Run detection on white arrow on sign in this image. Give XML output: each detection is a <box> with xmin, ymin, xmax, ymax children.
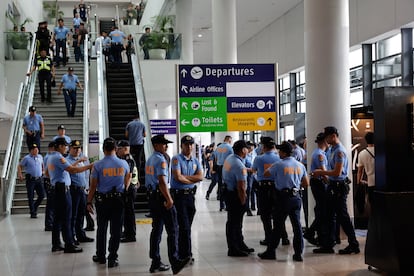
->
<box><xmin>181</xmin><ymin>69</ymin><xmax>188</xmax><ymax>78</ymax></box>
<box><xmin>266</xmin><ymin>100</ymin><xmax>273</xmax><ymax>109</ymax></box>
<box><xmin>182</xmin><ymin>102</ymin><xmax>188</xmax><ymax>110</ymax></box>
<box><xmin>181</xmin><ymin>119</ymin><xmax>189</xmax><ymax>126</ymax></box>
<box><xmin>181</xmin><ymin>85</ymin><xmax>188</xmax><ymax>93</ymax></box>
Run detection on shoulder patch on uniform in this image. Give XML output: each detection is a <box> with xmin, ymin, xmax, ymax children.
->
<box><xmin>161</xmin><ymin>162</ymin><xmax>167</xmax><ymax>169</ymax></box>
<box><xmin>242</xmin><ymin>168</ymin><xmax>247</xmax><ymax>176</ymax></box>
<box><xmin>173</xmin><ymin>159</ymin><xmax>179</xmax><ymax>166</ymax></box>
<box><xmin>318</xmin><ymin>154</ymin><xmax>324</xmax><ymax>162</ymax></box>
<box><xmin>60</xmin><ymin>157</ymin><xmax>66</xmax><ymax>164</ymax></box>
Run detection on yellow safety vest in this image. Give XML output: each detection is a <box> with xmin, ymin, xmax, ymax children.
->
<box><xmin>36</xmin><ymin>56</ymin><xmax>52</xmax><ymax>71</ymax></box>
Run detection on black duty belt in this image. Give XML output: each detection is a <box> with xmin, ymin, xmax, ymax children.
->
<box><xmin>26</xmin><ymin>174</ymin><xmax>42</xmax><ymax>181</ymax></box>
<box><xmin>170</xmin><ymin>187</ymin><xmax>197</xmax><ymax>195</ymax></box>
<box><xmin>70</xmin><ymin>185</ymin><xmax>85</xmax><ymax>191</ymax></box>
<box><xmin>258</xmin><ymin>180</ymin><xmax>274</xmax><ymax>187</ymax></box>
<box><xmin>95</xmin><ymin>191</ymin><xmax>123</xmax><ymax>201</ymax></box>
<box><xmin>276</xmin><ymin>187</ymin><xmax>300</xmax><ymax>197</ymax></box>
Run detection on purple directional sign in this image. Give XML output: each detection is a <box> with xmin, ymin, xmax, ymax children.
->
<box><xmin>178</xmin><ymin>64</ymin><xmax>275</xmax><ymax>98</ymax></box>
<box><xmin>227</xmin><ymin>97</ymin><xmax>276</xmax><ymax>113</ymax></box>
<box><xmin>150</xmin><ymin>119</ymin><xmax>177</xmax><ymax>134</ymax></box>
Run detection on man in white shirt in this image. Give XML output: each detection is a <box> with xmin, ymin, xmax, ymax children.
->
<box><xmin>357</xmin><ymin>132</ymin><xmax>375</xmax><ymax>205</ymax></box>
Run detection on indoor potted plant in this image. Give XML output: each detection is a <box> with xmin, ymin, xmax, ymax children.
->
<box><xmin>146</xmin><ymin>15</ymin><xmax>174</xmax><ymax>59</ymax></box>
<box><xmin>5</xmin><ymin>12</ymin><xmax>32</xmax><ymax>60</ymax></box>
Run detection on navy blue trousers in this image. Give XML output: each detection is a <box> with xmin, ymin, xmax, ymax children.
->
<box><xmin>174</xmin><ymin>193</ymin><xmax>196</xmax><ymax>259</ymax></box>
<box><xmin>52</xmin><ymin>183</ymin><xmax>74</xmax><ymax>247</ymax></box>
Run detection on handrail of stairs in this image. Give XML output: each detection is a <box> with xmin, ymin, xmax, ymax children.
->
<box><xmin>96</xmin><ymin>40</ymin><xmax>109</xmax><ymax>159</ymax></box>
<box><xmin>83</xmin><ymin>35</ymin><xmax>90</xmax><ymax>157</ymax></box>
<box><xmin>1</xmin><ymin>34</ymin><xmax>38</xmax><ymax>214</ymax></box>
<box><xmin>131</xmin><ymin>35</ymin><xmax>154</xmax><ymax>159</ymax></box>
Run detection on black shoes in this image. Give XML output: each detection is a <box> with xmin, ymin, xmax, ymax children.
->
<box><xmin>293</xmin><ymin>254</ymin><xmax>303</xmax><ymax>262</ymax></box>
<box><xmin>149</xmin><ymin>262</ymin><xmax>170</xmax><ymax>273</ymax></box>
<box><xmin>78</xmin><ymin>236</ymin><xmax>94</xmax><ymax>243</ymax></box>
<box><xmin>313</xmin><ymin>247</ymin><xmax>335</xmax><ymax>254</ymax></box>
<box><xmin>258</xmin><ymin>250</ymin><xmax>276</xmax><ymax>260</ymax></box>
<box><xmin>303</xmin><ymin>232</ymin><xmax>319</xmax><ymax>246</ymax></box>
<box><xmin>64</xmin><ymin>245</ymin><xmax>83</xmax><ymax>253</ymax></box>
<box><xmin>30</xmin><ymin>214</ymin><xmax>37</xmax><ymax>219</ymax></box>
<box><xmin>51</xmin><ymin>245</ymin><xmax>64</xmax><ymax>252</ymax></box>
<box><xmin>338</xmin><ymin>245</ymin><xmax>360</xmax><ymax>255</ymax></box>
<box><xmin>120</xmin><ymin>237</ymin><xmax>136</xmax><ymax>243</ymax></box>
<box><xmin>44</xmin><ymin>226</ymin><xmax>53</xmax><ymax>231</ymax></box>
<box><xmin>282</xmin><ymin>238</ymin><xmax>290</xmax><ymax>245</ymax></box>
<box><xmin>205</xmin><ymin>194</ymin><xmax>210</xmax><ymax>200</ymax></box>
<box><xmin>260</xmin><ymin>239</ymin><xmax>268</xmax><ymax>246</ymax></box>
<box><xmin>108</xmin><ymin>259</ymin><xmax>119</xmax><ymax>268</ymax></box>
<box><xmin>92</xmin><ymin>255</ymin><xmax>106</xmax><ymax>264</ymax></box>
<box><xmin>172</xmin><ymin>257</ymin><xmax>190</xmax><ymax>275</ymax></box>
<box><xmin>240</xmin><ymin>244</ymin><xmax>255</xmax><ymax>253</ymax></box>
<box><xmin>227</xmin><ymin>249</ymin><xmax>249</xmax><ymax>257</ymax></box>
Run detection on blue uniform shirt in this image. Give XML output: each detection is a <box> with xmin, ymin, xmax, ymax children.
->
<box><xmin>61</xmin><ymin>74</ymin><xmax>79</xmax><ymax>90</ymax></box>
<box><xmin>20</xmin><ymin>154</ymin><xmax>43</xmax><ymax>177</ymax></box>
<box><xmin>268</xmin><ymin>157</ymin><xmax>306</xmax><ymax>190</ymax></box>
<box><xmin>53</xmin><ymin>135</ymin><xmax>71</xmax><ymax>144</ymax></box>
<box><xmin>327</xmin><ymin>143</ymin><xmax>348</xmax><ymax>181</ymax></box>
<box><xmin>170</xmin><ymin>153</ymin><xmax>202</xmax><ymax>190</ymax></box>
<box><xmin>223</xmin><ymin>154</ymin><xmax>247</xmax><ymax>191</ymax></box>
<box><xmin>310</xmin><ymin>148</ymin><xmax>327</xmax><ymax>172</ymax></box>
<box><xmin>73</xmin><ymin>17</ymin><xmax>81</xmax><ymax>27</ymax></box>
<box><xmin>216</xmin><ymin>142</ymin><xmax>233</xmax><ymax>166</ymax></box>
<box><xmin>54</xmin><ymin>26</ymin><xmax>70</xmax><ymax>40</ymax></box>
<box><xmin>67</xmin><ymin>154</ymin><xmax>89</xmax><ymax>187</ymax></box>
<box><xmin>23</xmin><ymin>114</ymin><xmax>43</xmax><ymax>131</ymax></box>
<box><xmin>47</xmin><ymin>152</ymin><xmax>71</xmax><ymax>186</ymax></box>
<box><xmin>252</xmin><ymin>151</ymin><xmax>280</xmax><ymax>181</ymax></box>
<box><xmin>126</xmin><ymin>119</ymin><xmax>146</xmax><ymax>145</ymax></box>
<box><xmin>145</xmin><ymin>151</ymin><xmax>169</xmax><ymax>190</ymax></box>
<box><xmin>91</xmin><ymin>155</ymin><xmax>129</xmax><ymax>193</ymax></box>
<box><xmin>109</xmin><ymin>29</ymin><xmax>126</xmax><ymax>43</ymax></box>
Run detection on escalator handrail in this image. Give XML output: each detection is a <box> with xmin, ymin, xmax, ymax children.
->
<box><xmin>83</xmin><ymin>35</ymin><xmax>90</xmax><ymax>157</ymax></box>
<box><xmin>96</xmin><ymin>39</ymin><xmax>109</xmax><ymax>159</ymax></box>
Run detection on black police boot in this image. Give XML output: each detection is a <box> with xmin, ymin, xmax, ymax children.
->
<box><xmin>171</xmin><ymin>257</ymin><xmax>190</xmax><ymax>275</ymax></box>
<box><xmin>149</xmin><ymin>261</ymin><xmax>170</xmax><ymax>273</ymax></box>
<box><xmin>293</xmin><ymin>254</ymin><xmax>303</xmax><ymax>262</ymax></box>
<box><xmin>92</xmin><ymin>255</ymin><xmax>106</xmax><ymax>264</ymax></box>
<box><xmin>108</xmin><ymin>259</ymin><xmax>119</xmax><ymax>268</ymax></box>
<box><xmin>258</xmin><ymin>250</ymin><xmax>276</xmax><ymax>260</ymax></box>
<box><xmin>64</xmin><ymin>244</ymin><xmax>83</xmax><ymax>253</ymax></box>
<box><xmin>338</xmin><ymin>245</ymin><xmax>360</xmax><ymax>255</ymax></box>
<box><xmin>313</xmin><ymin>247</ymin><xmax>335</xmax><ymax>254</ymax></box>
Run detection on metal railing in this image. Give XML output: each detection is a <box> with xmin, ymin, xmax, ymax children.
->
<box><xmin>96</xmin><ymin>40</ymin><xmax>109</xmax><ymax>159</ymax></box>
<box><xmin>131</xmin><ymin>36</ymin><xmax>153</xmax><ymax>158</ymax></box>
<box><xmin>83</xmin><ymin>35</ymin><xmax>90</xmax><ymax>157</ymax></box>
<box><xmin>1</xmin><ymin>34</ymin><xmax>38</xmax><ymax>214</ymax></box>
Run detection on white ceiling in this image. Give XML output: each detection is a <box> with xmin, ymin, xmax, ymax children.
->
<box><xmin>191</xmin><ymin>0</ymin><xmax>302</xmax><ymax>63</ymax></box>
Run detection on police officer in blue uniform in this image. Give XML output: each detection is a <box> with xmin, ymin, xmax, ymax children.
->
<box><xmin>53</xmin><ymin>18</ymin><xmax>70</xmax><ymax>67</ymax></box>
<box><xmin>258</xmin><ymin>141</ymin><xmax>309</xmax><ymax>262</ymax></box>
<box><xmin>116</xmin><ymin>140</ymin><xmax>139</xmax><ymax>243</ymax></box>
<box><xmin>67</xmin><ymin>140</ymin><xmax>94</xmax><ymax>244</ymax></box>
<box><xmin>58</xmin><ymin>67</ymin><xmax>83</xmax><ymax>117</ymax></box>
<box><xmin>312</xmin><ymin>126</ymin><xmax>360</xmax><ymax>254</ymax></box>
<box><xmin>252</xmin><ymin>137</ymin><xmax>289</xmax><ymax>246</ymax></box>
<box><xmin>46</xmin><ymin>137</ymin><xmax>92</xmax><ymax>253</ymax></box>
<box><xmin>223</xmin><ymin>140</ymin><xmax>254</xmax><ymax>257</ymax></box>
<box><xmin>109</xmin><ymin>26</ymin><xmax>126</xmax><ymax>66</ymax></box>
<box><xmin>87</xmin><ymin>137</ymin><xmax>130</xmax><ymax>268</ymax></box>
<box><xmin>146</xmin><ymin>135</ymin><xmax>189</xmax><ymax>274</ymax></box>
<box><xmin>216</xmin><ymin>135</ymin><xmax>233</xmax><ymax>211</ymax></box>
<box><xmin>23</xmin><ymin>106</ymin><xmax>45</xmax><ymax>152</ymax></box>
<box><xmin>43</xmin><ymin>141</ymin><xmax>55</xmax><ymax>231</ymax></box>
<box><xmin>125</xmin><ymin>114</ymin><xmax>146</xmax><ymax>170</ymax></box>
<box><xmin>304</xmin><ymin>132</ymin><xmax>329</xmax><ymax>247</ymax></box>
<box><xmin>18</xmin><ymin>143</ymin><xmax>45</xmax><ymax>218</ymax></box>
<box><xmin>171</xmin><ymin>135</ymin><xmax>203</xmax><ymax>262</ymax></box>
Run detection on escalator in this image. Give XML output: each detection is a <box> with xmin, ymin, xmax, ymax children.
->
<box><xmin>105</xmin><ymin>62</ymin><xmax>148</xmax><ymax>212</ymax></box>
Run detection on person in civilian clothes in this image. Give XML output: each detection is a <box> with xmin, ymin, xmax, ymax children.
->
<box><xmin>252</xmin><ymin>137</ymin><xmax>289</xmax><ymax>246</ymax></box>
<box><xmin>87</xmin><ymin>138</ymin><xmax>130</xmax><ymax>268</ymax></box>
<box><xmin>244</xmin><ymin>141</ymin><xmax>256</xmax><ymax>216</ymax></box>
<box><xmin>58</xmin><ymin>67</ymin><xmax>83</xmax><ymax>117</ymax></box>
<box><xmin>216</xmin><ymin>135</ymin><xmax>233</xmax><ymax>211</ymax></box>
<box><xmin>146</xmin><ymin>135</ymin><xmax>189</xmax><ymax>274</ymax></box>
<box><xmin>258</xmin><ymin>141</ymin><xmax>309</xmax><ymax>262</ymax></box>
<box><xmin>223</xmin><ymin>140</ymin><xmax>254</xmax><ymax>257</ymax></box>
<box><xmin>43</xmin><ymin>141</ymin><xmax>56</xmax><ymax>231</ymax></box>
<box><xmin>67</xmin><ymin>140</ymin><xmax>94</xmax><ymax>244</ymax></box>
<box><xmin>46</xmin><ymin>137</ymin><xmax>92</xmax><ymax>253</ymax></box>
<box><xmin>23</xmin><ymin>106</ymin><xmax>45</xmax><ymax>152</ymax></box>
<box><xmin>171</xmin><ymin>135</ymin><xmax>203</xmax><ymax>262</ymax></box>
<box><xmin>312</xmin><ymin>126</ymin><xmax>360</xmax><ymax>254</ymax></box>
<box><xmin>356</xmin><ymin>131</ymin><xmax>375</xmax><ymax>205</ymax></box>
<box><xmin>18</xmin><ymin>143</ymin><xmax>45</xmax><ymax>218</ymax></box>
<box><xmin>116</xmin><ymin>140</ymin><xmax>139</xmax><ymax>243</ymax></box>
<box><xmin>205</xmin><ymin>143</ymin><xmax>218</xmax><ymax>200</ymax></box>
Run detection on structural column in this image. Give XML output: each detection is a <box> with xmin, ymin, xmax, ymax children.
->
<box><xmin>304</xmin><ymin>0</ymin><xmax>353</xmax><ymax>215</ymax></box>
<box><xmin>176</xmin><ymin>0</ymin><xmax>193</xmax><ymax>63</ymax></box>
<box><xmin>401</xmin><ymin>28</ymin><xmax>413</xmax><ymax>86</ymax></box>
<box><xmin>212</xmin><ymin>0</ymin><xmax>239</xmax><ymax>142</ymax></box>
<box><xmin>362</xmin><ymin>44</ymin><xmax>373</xmax><ymax>106</ymax></box>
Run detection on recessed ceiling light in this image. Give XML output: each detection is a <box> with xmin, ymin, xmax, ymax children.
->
<box><xmin>198</xmin><ymin>34</ymin><xmax>203</xmax><ymax>38</ymax></box>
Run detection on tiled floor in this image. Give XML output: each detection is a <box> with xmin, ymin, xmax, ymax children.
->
<box><xmin>0</xmin><ymin>180</ymin><xmax>379</xmax><ymax>276</ymax></box>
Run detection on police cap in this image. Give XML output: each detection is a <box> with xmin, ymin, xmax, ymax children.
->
<box><xmin>57</xmin><ymin>124</ymin><xmax>65</xmax><ymax>130</ymax></box>
<box><xmin>70</xmin><ymin>140</ymin><xmax>82</xmax><ymax>148</ymax></box>
<box><xmin>276</xmin><ymin>141</ymin><xmax>293</xmax><ymax>154</ymax></box>
<box><xmin>117</xmin><ymin>140</ymin><xmax>130</xmax><ymax>147</ymax></box>
<box><xmin>29</xmin><ymin>143</ymin><xmax>38</xmax><ymax>150</ymax></box>
<box><xmin>54</xmin><ymin>137</ymin><xmax>69</xmax><ymax>146</ymax></box>
<box><xmin>181</xmin><ymin>135</ymin><xmax>194</xmax><ymax>144</ymax></box>
<box><xmin>29</xmin><ymin>106</ymin><xmax>36</xmax><ymax>112</ymax></box>
<box><xmin>151</xmin><ymin>135</ymin><xmax>173</xmax><ymax>145</ymax></box>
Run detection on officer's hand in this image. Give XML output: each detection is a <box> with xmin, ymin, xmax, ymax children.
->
<box><xmin>41</xmin><ymin>133</ymin><xmax>45</xmax><ymax>139</ymax></box>
<box><xmin>57</xmin><ymin>89</ymin><xmax>62</xmax><ymax>95</ymax></box>
<box><xmin>18</xmin><ymin>174</ymin><xmax>23</xmax><ymax>181</ymax></box>
<box><xmin>164</xmin><ymin>199</ymin><xmax>173</xmax><ymax>210</ymax></box>
<box><xmin>312</xmin><ymin>169</ymin><xmax>322</xmax><ymax>177</ymax></box>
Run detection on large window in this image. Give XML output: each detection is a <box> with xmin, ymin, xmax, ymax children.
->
<box><xmin>279</xmin><ymin>76</ymin><xmax>290</xmax><ymax>115</ymax></box>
